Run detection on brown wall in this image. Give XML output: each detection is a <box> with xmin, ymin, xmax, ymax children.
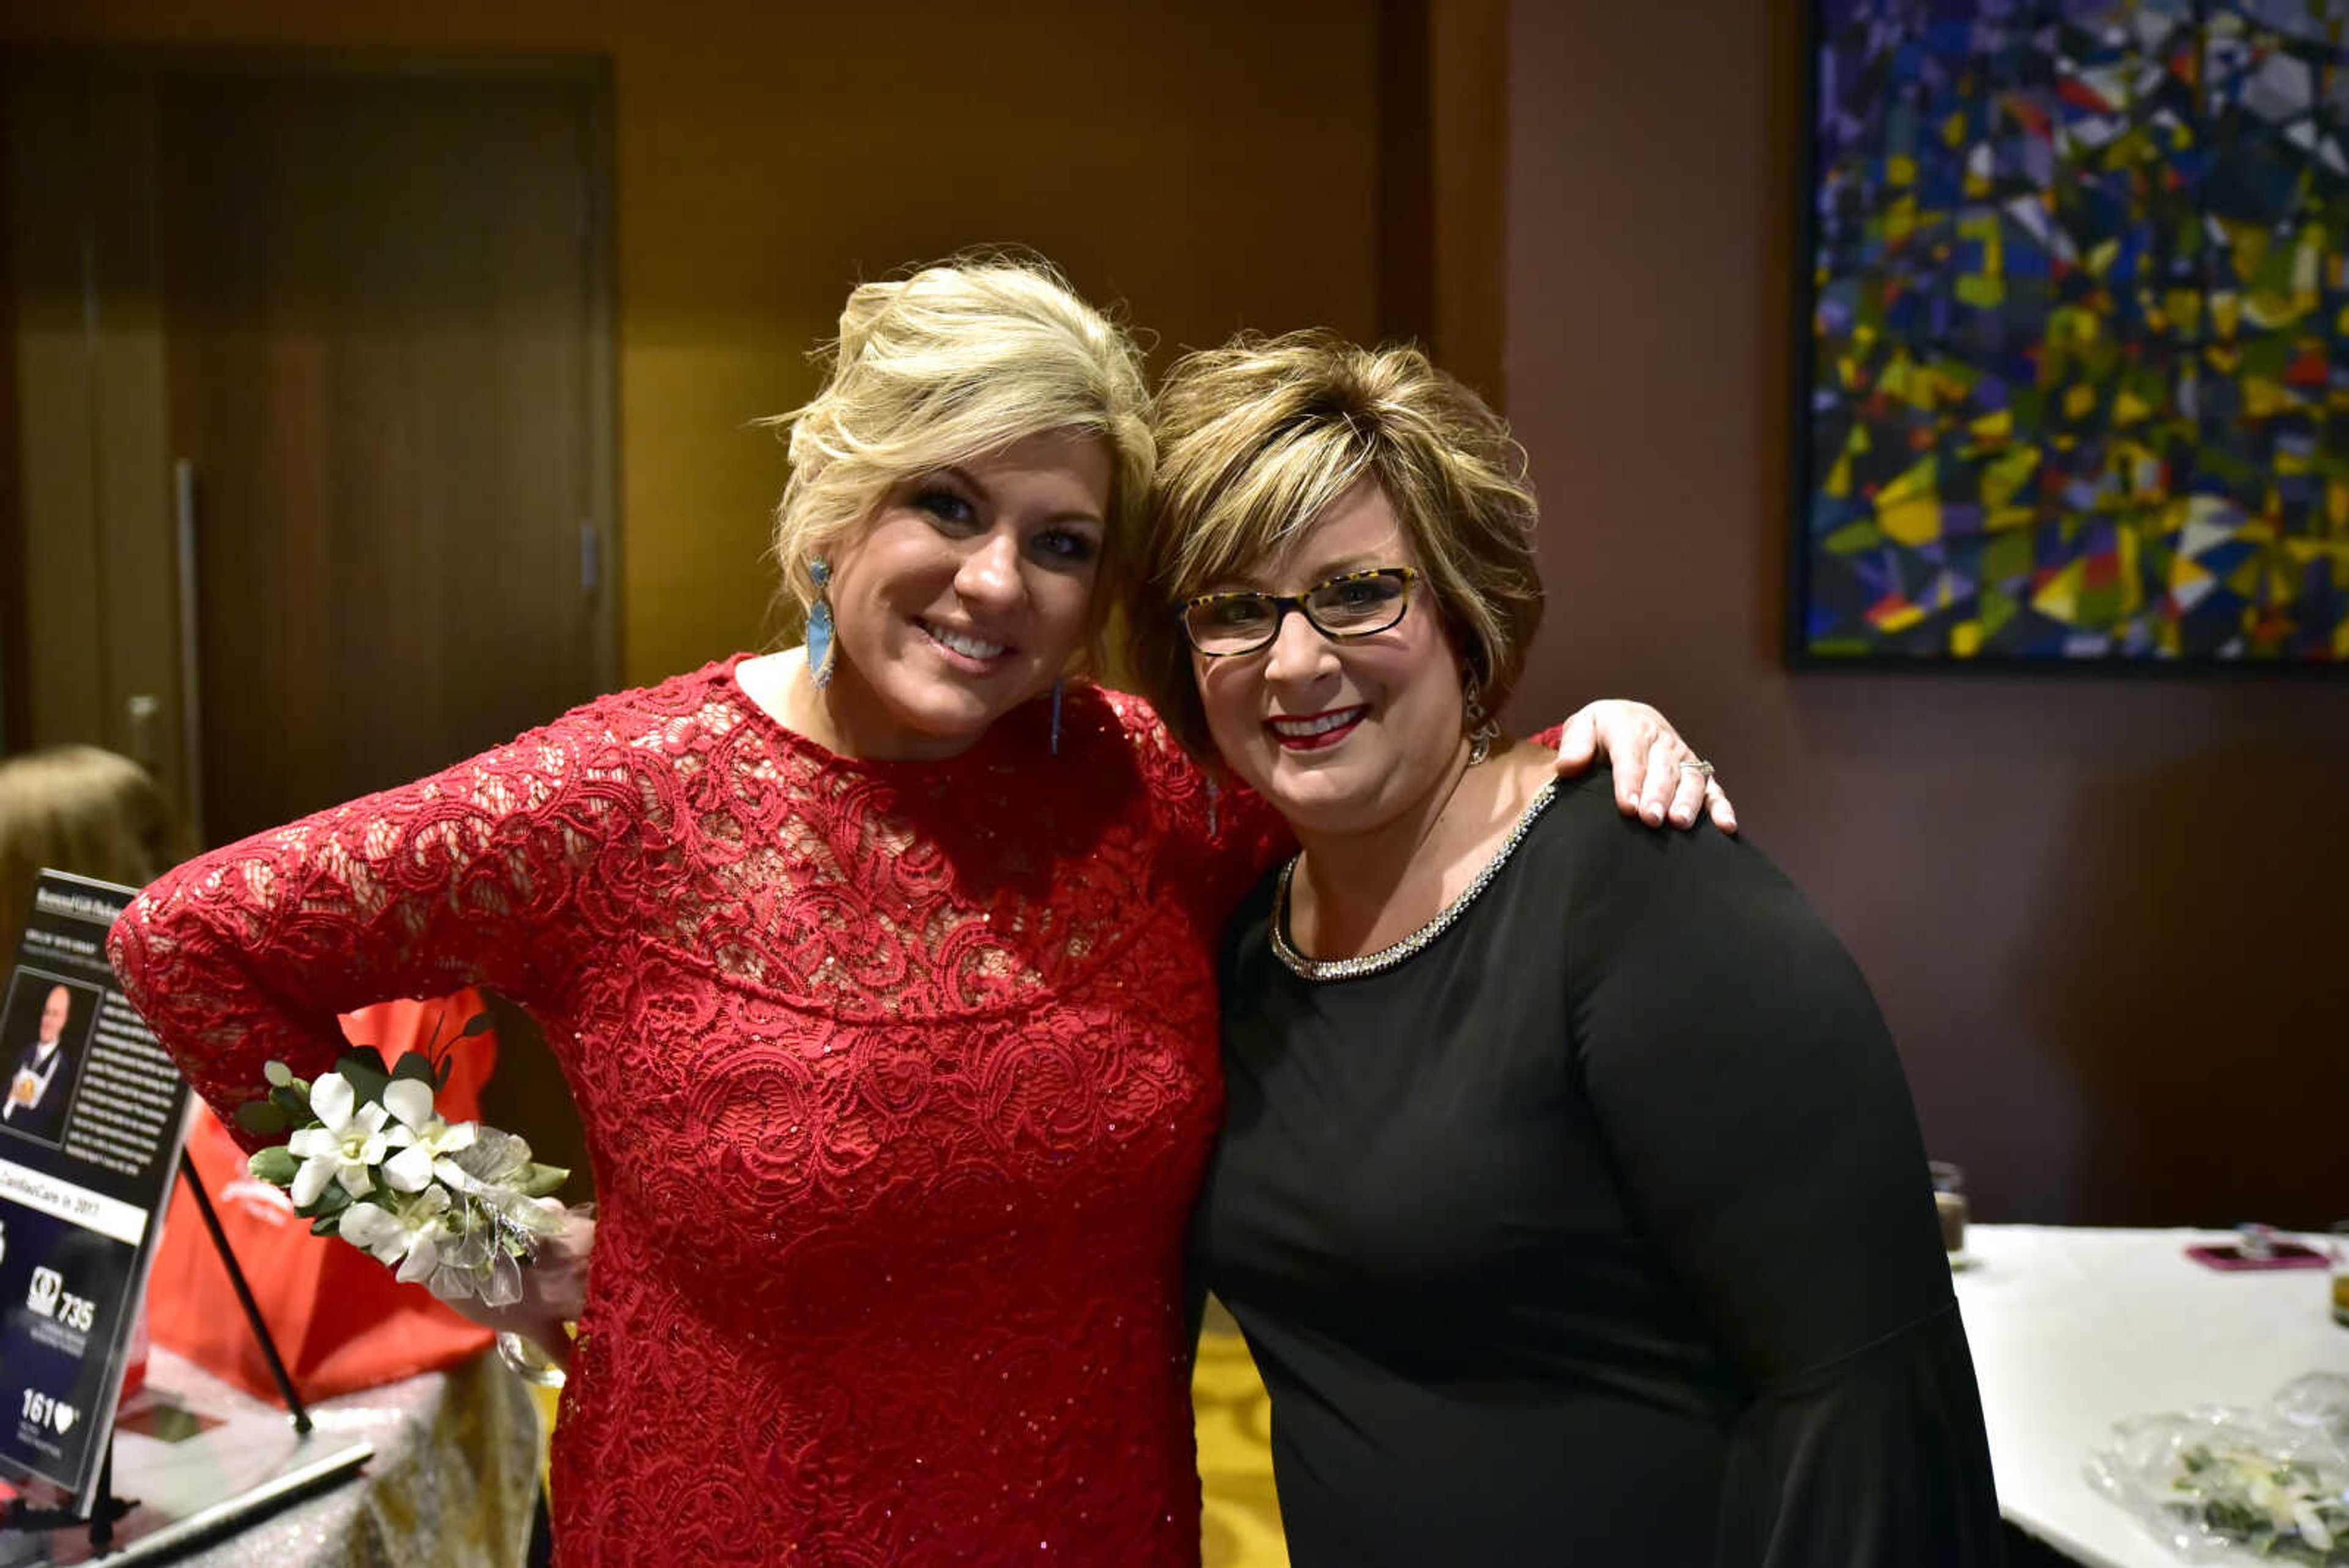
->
<box><xmin>1504</xmin><ymin>2</ymin><xmax>2349</xmax><ymax>1227</ymax></box>
<box><xmin>1</xmin><ymin>0</ymin><xmax>1384</xmax><ymax>688</ymax></box>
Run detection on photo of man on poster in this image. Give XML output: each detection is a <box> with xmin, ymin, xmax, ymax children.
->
<box><xmin>2</xmin><ymin>979</ymin><xmax>89</xmax><ymax>1146</ymax></box>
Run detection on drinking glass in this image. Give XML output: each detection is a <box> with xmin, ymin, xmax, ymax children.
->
<box><xmin>1929</xmin><ymin>1161</ymin><xmax>1968</xmax><ymax>1257</ymax></box>
<box><xmin>2331</xmin><ymin>1222</ymin><xmax>2348</xmax><ymax>1328</ymax></box>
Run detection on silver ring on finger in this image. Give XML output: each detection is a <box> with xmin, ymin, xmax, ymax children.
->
<box><xmin>1677</xmin><ymin>759</ymin><xmax>1715</xmax><ymax>778</ymax></box>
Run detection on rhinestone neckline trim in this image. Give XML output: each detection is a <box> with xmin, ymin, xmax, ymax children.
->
<box><xmin>1269</xmin><ymin>778</ymin><xmax>1560</xmax><ymax>983</ymax></box>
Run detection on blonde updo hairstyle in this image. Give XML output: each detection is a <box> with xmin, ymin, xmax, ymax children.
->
<box><xmin>0</xmin><ymin>746</ymin><xmax>195</xmax><ymax>962</ymax></box>
<box><xmin>1133</xmin><ymin>330</ymin><xmax>1545</xmax><ymax>758</ymax></box>
<box><xmin>765</xmin><ymin>255</ymin><xmax>1155</xmax><ymax>664</ymax></box>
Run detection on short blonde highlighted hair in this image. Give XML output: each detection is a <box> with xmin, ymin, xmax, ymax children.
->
<box><xmin>1132</xmin><ymin>330</ymin><xmax>1545</xmax><ymax>757</ymax></box>
<box><xmin>764</xmin><ymin>254</ymin><xmax>1154</xmax><ymax>649</ymax></box>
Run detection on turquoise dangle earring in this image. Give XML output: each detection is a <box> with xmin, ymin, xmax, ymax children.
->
<box><xmin>806</xmin><ymin>559</ymin><xmax>837</xmax><ymax>688</ymax></box>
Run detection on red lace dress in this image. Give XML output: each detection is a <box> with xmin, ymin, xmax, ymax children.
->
<box><xmin>108</xmin><ymin>658</ymin><xmax>1288</xmax><ymax>1566</ymax></box>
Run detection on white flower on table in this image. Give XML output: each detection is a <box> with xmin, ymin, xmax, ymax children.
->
<box><xmin>337</xmin><ymin>1184</ymin><xmax>455</xmax><ymax>1277</ymax></box>
<box><xmin>283</xmin><ymin>1072</ymin><xmax>414</xmax><ymax>1205</ymax></box>
<box><xmin>2295</xmin><ymin>1501</ymin><xmax>2332</xmax><ymax>1553</ymax></box>
<box><xmin>377</xmin><ymin>1077</ymin><xmax>478</xmax><ymax>1194</ymax></box>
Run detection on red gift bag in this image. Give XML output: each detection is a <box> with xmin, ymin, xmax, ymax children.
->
<box><xmin>145</xmin><ymin>992</ymin><xmax>499</xmax><ymax>1400</ymax></box>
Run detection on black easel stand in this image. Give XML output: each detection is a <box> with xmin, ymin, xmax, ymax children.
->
<box><xmin>174</xmin><ymin>1154</ymin><xmax>313</xmax><ymax>1435</ymax></box>
<box><xmin>3</xmin><ymin>1440</ymin><xmax>134</xmax><ymax>1547</ymax></box>
<box><xmin>1</xmin><ymin>1154</ymin><xmax>316</xmax><ymax>1551</ymax></box>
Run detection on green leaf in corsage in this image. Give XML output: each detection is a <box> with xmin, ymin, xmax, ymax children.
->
<box><xmin>247</xmin><ymin>1145</ymin><xmax>300</xmax><ymax>1186</ymax></box>
<box><xmin>517</xmin><ymin>1162</ymin><xmax>570</xmax><ymax>1200</ymax></box>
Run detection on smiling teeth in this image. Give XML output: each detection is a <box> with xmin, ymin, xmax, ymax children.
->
<box><xmin>1269</xmin><ymin>709</ymin><xmax>1363</xmax><ymax>737</ymax></box>
<box><xmin>926</xmin><ymin>623</ymin><xmax>1007</xmax><ymax>660</ymax></box>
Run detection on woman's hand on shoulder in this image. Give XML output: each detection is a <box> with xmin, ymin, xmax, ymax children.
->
<box><xmin>1552</xmin><ymin>700</ymin><xmax>1737</xmax><ymax>834</ymax></box>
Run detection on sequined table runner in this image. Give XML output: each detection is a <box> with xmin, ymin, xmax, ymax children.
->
<box><xmin>1</xmin><ymin>1347</ymin><xmax>538</xmax><ymax>1567</ymax></box>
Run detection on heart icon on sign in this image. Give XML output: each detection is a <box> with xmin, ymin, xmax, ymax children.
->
<box><xmin>52</xmin><ymin>1403</ymin><xmax>75</xmax><ymax>1434</ymax></box>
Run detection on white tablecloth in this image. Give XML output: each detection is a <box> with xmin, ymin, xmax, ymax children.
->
<box><xmin>1953</xmin><ymin>1225</ymin><xmax>2349</xmax><ymax>1567</ymax></box>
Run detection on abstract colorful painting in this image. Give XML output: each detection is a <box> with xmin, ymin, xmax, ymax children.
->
<box><xmin>1793</xmin><ymin>0</ymin><xmax>2349</xmax><ymax>663</ymax></box>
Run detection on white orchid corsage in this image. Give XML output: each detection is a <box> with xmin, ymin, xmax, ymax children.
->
<box><xmin>236</xmin><ymin>1030</ymin><xmax>568</xmax><ymax>1308</ymax></box>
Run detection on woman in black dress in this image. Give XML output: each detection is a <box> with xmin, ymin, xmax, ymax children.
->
<box><xmin>1133</xmin><ymin>332</ymin><xmax>2004</xmax><ymax>1566</ymax></box>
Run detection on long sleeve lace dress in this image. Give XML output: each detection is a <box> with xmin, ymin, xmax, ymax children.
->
<box><xmin>109</xmin><ymin>658</ymin><xmax>1285</xmax><ymax>1566</ymax></box>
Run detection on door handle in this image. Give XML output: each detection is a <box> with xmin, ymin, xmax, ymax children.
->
<box><xmin>174</xmin><ymin>458</ymin><xmax>207</xmax><ymax>845</ymax></box>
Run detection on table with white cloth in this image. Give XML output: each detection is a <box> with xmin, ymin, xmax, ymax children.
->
<box><xmin>1953</xmin><ymin>1224</ymin><xmax>2349</xmax><ymax>1568</ymax></box>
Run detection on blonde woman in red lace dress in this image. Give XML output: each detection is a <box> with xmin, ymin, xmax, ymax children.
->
<box><xmin>107</xmin><ymin>257</ymin><xmax>1731</xmax><ymax>1566</ymax></box>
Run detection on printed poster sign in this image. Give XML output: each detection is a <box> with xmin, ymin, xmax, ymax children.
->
<box><xmin>0</xmin><ymin>870</ymin><xmax>191</xmax><ymax>1510</ymax></box>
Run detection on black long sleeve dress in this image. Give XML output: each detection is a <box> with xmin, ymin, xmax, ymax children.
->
<box><xmin>1190</xmin><ymin>771</ymin><xmax>2005</xmax><ymax>1567</ymax></box>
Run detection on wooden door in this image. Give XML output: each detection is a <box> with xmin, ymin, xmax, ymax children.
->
<box><xmin>155</xmin><ymin>66</ymin><xmax>613</xmax><ymax>846</ymax></box>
